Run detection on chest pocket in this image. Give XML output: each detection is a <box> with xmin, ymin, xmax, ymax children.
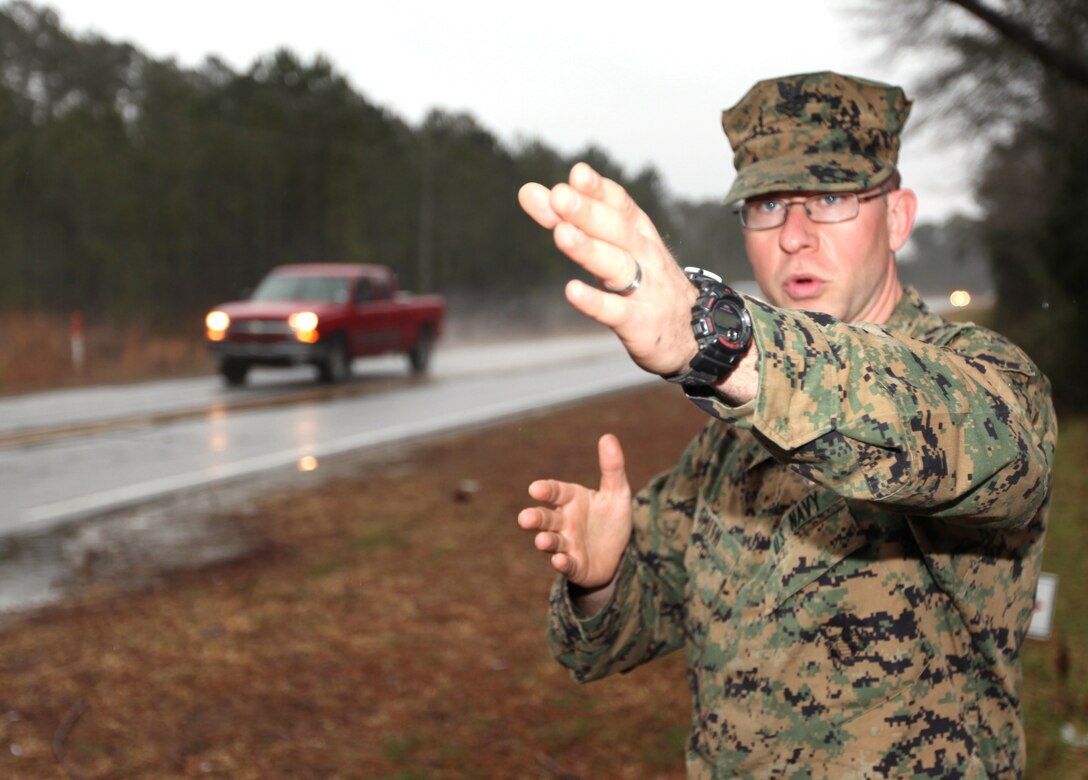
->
<box><xmin>758</xmin><ymin>490</ymin><xmax>861</xmax><ymax>616</ymax></box>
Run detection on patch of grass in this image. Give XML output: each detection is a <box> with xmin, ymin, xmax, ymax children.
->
<box><xmin>435</xmin><ymin>741</ymin><xmax>468</xmax><ymax>761</ymax></box>
<box><xmin>305</xmin><ymin>561</ymin><xmax>344</xmax><ymax>580</ymax></box>
<box><xmin>352</xmin><ymin>529</ymin><xmax>410</xmax><ymax>553</ymax></box>
<box><xmin>1022</xmin><ymin>414</ymin><xmax>1088</xmax><ymax>778</ymax></box>
<box><xmin>376</xmin><ymin>771</ymin><xmax>430</xmax><ymax>780</ymax></box>
<box><xmin>381</xmin><ymin>734</ymin><xmax>424</xmax><ymax>762</ymax></box>
<box><xmin>642</xmin><ymin>724</ymin><xmax>691</xmax><ymax>770</ymax></box>
<box><xmin>540</xmin><ymin>715</ymin><xmax>592</xmax><ymax>748</ymax></box>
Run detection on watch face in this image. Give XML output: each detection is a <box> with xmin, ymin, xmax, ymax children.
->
<box><xmin>711</xmin><ymin>301</ymin><xmax>744</xmax><ymax>340</ymax></box>
<box><xmin>684</xmin><ymin>287</ymin><xmax>751</xmax><ymax>385</ymax></box>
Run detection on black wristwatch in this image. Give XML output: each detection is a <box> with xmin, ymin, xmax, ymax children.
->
<box><xmin>664</xmin><ymin>267</ymin><xmax>753</xmax><ymax>387</ymax></box>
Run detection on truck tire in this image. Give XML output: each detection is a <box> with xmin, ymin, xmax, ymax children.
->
<box><xmin>220</xmin><ymin>358</ymin><xmax>250</xmax><ymax>387</ymax></box>
<box><xmin>409</xmin><ymin>326</ymin><xmax>434</xmax><ymax>375</ymax></box>
<box><xmin>317</xmin><ymin>336</ymin><xmax>351</xmax><ymax>384</ymax></box>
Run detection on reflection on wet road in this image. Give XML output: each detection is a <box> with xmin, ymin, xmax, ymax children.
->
<box><xmin>0</xmin><ymin>335</ymin><xmax>653</xmax><ymax>534</ymax></box>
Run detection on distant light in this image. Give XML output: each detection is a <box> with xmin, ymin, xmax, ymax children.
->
<box><xmin>205</xmin><ymin>310</ymin><xmax>230</xmax><ymax>341</ymax></box>
<box><xmin>298</xmin><ymin>455</ymin><xmax>318</xmax><ymax>472</ymax></box>
<box><xmin>949</xmin><ymin>290</ymin><xmax>972</xmax><ymax>308</ymax></box>
<box><xmin>205</xmin><ymin>310</ymin><xmax>230</xmax><ymax>331</ymax></box>
<box><xmin>288</xmin><ymin>311</ymin><xmax>320</xmax><ymax>343</ymax></box>
<box><xmin>288</xmin><ymin>311</ymin><xmax>319</xmax><ymax>332</ymax></box>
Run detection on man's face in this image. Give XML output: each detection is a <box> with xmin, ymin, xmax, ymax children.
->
<box><xmin>742</xmin><ymin>188</ymin><xmax>913</xmax><ymax>324</ymax></box>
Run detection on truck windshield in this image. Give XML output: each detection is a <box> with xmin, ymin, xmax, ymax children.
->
<box><xmin>251</xmin><ymin>275</ymin><xmax>349</xmax><ymax>303</ymax></box>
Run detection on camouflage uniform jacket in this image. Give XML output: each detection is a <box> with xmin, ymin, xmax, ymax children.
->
<box><xmin>547</xmin><ymin>287</ymin><xmax>1057</xmax><ymax>779</ymax></box>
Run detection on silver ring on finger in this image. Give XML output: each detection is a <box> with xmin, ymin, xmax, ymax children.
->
<box><xmin>603</xmin><ymin>258</ymin><xmax>642</xmax><ymax>296</ymax></box>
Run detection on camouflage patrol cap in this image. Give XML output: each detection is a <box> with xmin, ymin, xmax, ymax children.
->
<box><xmin>722</xmin><ymin>71</ymin><xmax>912</xmax><ymax>204</ymax></box>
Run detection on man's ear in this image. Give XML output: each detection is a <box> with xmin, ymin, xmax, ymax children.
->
<box><xmin>886</xmin><ymin>188</ymin><xmax>918</xmax><ymax>253</ymax></box>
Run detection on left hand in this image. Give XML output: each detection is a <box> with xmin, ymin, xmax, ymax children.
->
<box><xmin>516</xmin><ymin>433</ymin><xmax>633</xmax><ymax>591</ymax></box>
<box><xmin>518</xmin><ymin>163</ymin><xmax>699</xmax><ymax>376</ymax></box>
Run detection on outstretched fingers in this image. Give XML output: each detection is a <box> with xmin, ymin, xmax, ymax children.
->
<box><xmin>516</xmin><ymin>505</ymin><xmax>564</xmax><ymax>551</ymax></box>
<box><xmin>526</xmin><ymin>477</ymin><xmax>578</xmax><ymax>507</ymax></box>
<box><xmin>550</xmin><ymin>184</ymin><xmax>639</xmax><ymax>256</ymax></box>
<box><xmin>517</xmin><ymin>435</ymin><xmax>633</xmax><ymax>587</ymax></box>
<box><xmin>564</xmin><ymin>279</ymin><xmax>629</xmax><ymax>330</ymax></box>
<box><xmin>549</xmin><ymin>552</ymin><xmax>575</xmax><ymax>577</ymax></box>
<box><xmin>520</xmin><ymin>165</ymin><xmax>664</xmax><ymax>298</ymax></box>
<box><xmin>518</xmin><ymin>182</ymin><xmax>560</xmax><ymax>229</ymax></box>
<box><xmin>551</xmin><ymin>219</ymin><xmax>645</xmax><ymax>311</ymax></box>
<box><xmin>569</xmin><ymin>162</ymin><xmax>662</xmax><ymax>242</ymax></box>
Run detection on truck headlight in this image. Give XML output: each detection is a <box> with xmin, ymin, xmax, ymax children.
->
<box><xmin>288</xmin><ymin>311</ymin><xmax>320</xmax><ymax>343</ymax></box>
<box><xmin>205</xmin><ymin>310</ymin><xmax>230</xmax><ymax>341</ymax></box>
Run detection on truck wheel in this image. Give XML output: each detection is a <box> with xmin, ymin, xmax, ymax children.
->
<box><xmin>317</xmin><ymin>336</ymin><xmax>351</xmax><ymax>383</ymax></box>
<box><xmin>409</xmin><ymin>327</ymin><xmax>434</xmax><ymax>375</ymax></box>
<box><xmin>220</xmin><ymin>358</ymin><xmax>250</xmax><ymax>387</ymax></box>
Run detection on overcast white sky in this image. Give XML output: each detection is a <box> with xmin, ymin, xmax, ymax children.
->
<box><xmin>45</xmin><ymin>1</ymin><xmax>983</xmax><ymax>221</ymax></box>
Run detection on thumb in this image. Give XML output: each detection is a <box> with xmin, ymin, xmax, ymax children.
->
<box><xmin>597</xmin><ymin>433</ymin><xmax>628</xmax><ymax>495</ymax></box>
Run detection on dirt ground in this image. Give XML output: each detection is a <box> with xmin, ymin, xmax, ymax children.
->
<box><xmin>0</xmin><ymin>385</ymin><xmax>708</xmax><ymax>779</ymax></box>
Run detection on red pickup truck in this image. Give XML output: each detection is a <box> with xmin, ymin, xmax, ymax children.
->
<box><xmin>204</xmin><ymin>263</ymin><xmax>445</xmax><ymax>386</ymax></box>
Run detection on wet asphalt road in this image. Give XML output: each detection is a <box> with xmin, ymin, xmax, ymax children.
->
<box><xmin>0</xmin><ymin>335</ymin><xmax>654</xmax><ymax>536</ymax></box>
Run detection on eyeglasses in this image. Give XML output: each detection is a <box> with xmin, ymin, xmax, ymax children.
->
<box><xmin>735</xmin><ymin>188</ymin><xmax>892</xmax><ymax>230</ymax></box>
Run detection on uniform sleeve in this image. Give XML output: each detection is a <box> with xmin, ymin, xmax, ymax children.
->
<box><xmin>689</xmin><ymin>298</ymin><xmax>1056</xmax><ymax>529</ymax></box>
<box><xmin>545</xmin><ymin>425</ymin><xmax>714</xmax><ymax>682</ymax></box>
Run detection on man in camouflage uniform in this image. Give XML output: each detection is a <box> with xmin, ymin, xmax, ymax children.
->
<box><xmin>516</xmin><ymin>72</ymin><xmax>1057</xmax><ymax>778</ymax></box>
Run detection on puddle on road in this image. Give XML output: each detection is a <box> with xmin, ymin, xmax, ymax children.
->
<box><xmin>0</xmin><ymin>534</ymin><xmax>70</xmax><ymax>613</ymax></box>
<box><xmin>0</xmin><ymin>439</ymin><xmax>418</xmax><ymax>627</ymax></box>
<box><xmin>0</xmin><ymin>483</ymin><xmax>266</xmax><ymax>626</ymax></box>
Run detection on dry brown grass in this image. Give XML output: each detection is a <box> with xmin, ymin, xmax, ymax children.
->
<box><xmin>0</xmin><ymin>311</ymin><xmax>209</xmax><ymax>394</ymax></box>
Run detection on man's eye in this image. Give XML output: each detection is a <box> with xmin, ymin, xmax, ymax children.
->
<box><xmin>756</xmin><ymin>200</ymin><xmax>782</xmax><ymax>213</ymax></box>
<box><xmin>818</xmin><ymin>194</ymin><xmax>843</xmax><ymax>207</ymax></box>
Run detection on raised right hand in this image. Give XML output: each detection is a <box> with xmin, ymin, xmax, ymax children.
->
<box><xmin>517</xmin><ymin>163</ymin><xmax>700</xmax><ymax>378</ymax></box>
<box><xmin>516</xmin><ymin>433</ymin><xmax>632</xmax><ymax>588</ymax></box>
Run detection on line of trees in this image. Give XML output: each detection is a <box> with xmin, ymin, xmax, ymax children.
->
<box><xmin>0</xmin><ymin>2</ymin><xmax>682</xmax><ymax>327</ymax></box>
<box><xmin>861</xmin><ymin>0</ymin><xmax>1088</xmax><ymax>409</ymax></box>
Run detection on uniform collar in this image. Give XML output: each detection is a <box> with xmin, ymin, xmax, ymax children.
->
<box><xmin>884</xmin><ymin>285</ymin><xmax>940</xmax><ymax>340</ymax></box>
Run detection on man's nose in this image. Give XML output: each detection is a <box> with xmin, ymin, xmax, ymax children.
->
<box><xmin>778</xmin><ymin>202</ymin><xmax>817</xmax><ymax>252</ymax></box>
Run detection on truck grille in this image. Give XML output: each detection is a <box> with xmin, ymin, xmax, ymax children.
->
<box><xmin>230</xmin><ymin>320</ymin><xmax>292</xmax><ymax>335</ymax></box>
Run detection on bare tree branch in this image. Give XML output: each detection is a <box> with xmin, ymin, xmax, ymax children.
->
<box><xmin>946</xmin><ymin>0</ymin><xmax>1088</xmax><ymax>87</ymax></box>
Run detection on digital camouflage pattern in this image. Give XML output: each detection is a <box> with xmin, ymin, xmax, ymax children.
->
<box><xmin>548</xmin><ymin>288</ymin><xmax>1057</xmax><ymax>778</ymax></box>
<box><xmin>722</xmin><ymin>72</ymin><xmax>912</xmax><ymax>204</ymax></box>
